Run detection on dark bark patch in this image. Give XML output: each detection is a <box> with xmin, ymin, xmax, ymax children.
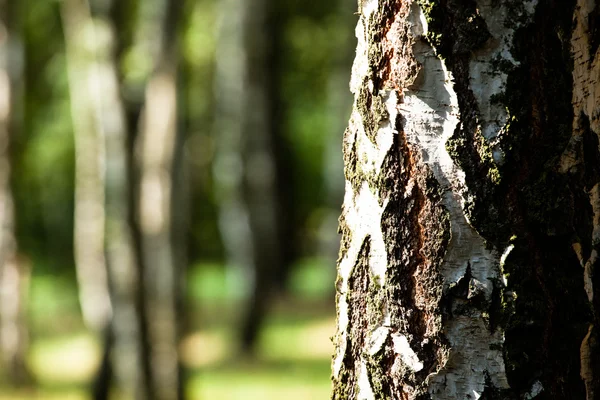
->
<box><xmin>496</xmin><ymin>3</ymin><xmax>589</xmax><ymax>396</ymax></box>
<box><xmin>356</xmin><ymin>84</ymin><xmax>390</xmax><ymax>144</ymax></box>
<box><xmin>418</xmin><ymin>0</ymin><xmax>491</xmax><ymax>57</ymax></box>
<box><xmin>489</xmin><ymin>2</ymin><xmax>590</xmax><ymax>396</ymax></box>
<box><xmin>581</xmin><ymin>113</ymin><xmax>600</xmax><ymax>191</ymax></box>
<box><xmin>480</xmin><ymin>371</ymin><xmax>516</xmax><ymax>400</ymax></box>
<box><xmin>380</xmin><ymin>131</ymin><xmax>450</xmax><ymax>394</ymax></box>
<box><xmin>423</xmin><ymin>0</ymin><xmax>592</xmax><ymax>396</ymax></box>
<box><xmin>342</xmin><ymin>126</ymin><xmax>361</xmax><ymax>194</ymax></box>
<box><xmin>380</xmin><ymin>1</ymin><xmax>420</xmax><ymax>91</ymax></box>
<box><xmin>333</xmin><ymin>237</ymin><xmax>372</xmax><ymax>400</ymax></box>
<box><xmin>588</xmin><ymin>3</ymin><xmax>600</xmax><ymax>61</ymax></box>
<box><xmin>364</xmin><ymin>1</ymin><xmax>403</xmax><ymax>92</ymax></box>
<box><xmin>338</xmin><ymin>211</ymin><xmax>352</xmax><ymax>264</ymax></box>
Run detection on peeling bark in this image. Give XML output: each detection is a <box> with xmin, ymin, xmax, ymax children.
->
<box><xmin>333</xmin><ymin>0</ymin><xmax>599</xmax><ymax>398</ymax></box>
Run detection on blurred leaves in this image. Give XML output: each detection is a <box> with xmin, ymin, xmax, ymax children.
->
<box><xmin>15</xmin><ymin>0</ymin><xmax>355</xmax><ymax>269</ymax></box>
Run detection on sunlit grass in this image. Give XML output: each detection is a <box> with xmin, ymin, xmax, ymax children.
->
<box><xmin>17</xmin><ymin>316</ymin><xmax>334</xmax><ymax>399</ymax></box>
<box><xmin>28</xmin><ymin>333</ymin><xmax>100</xmax><ymax>384</ymax></box>
<box><xmin>1</xmin><ymin>260</ymin><xmax>335</xmax><ymax>399</ymax></box>
<box><xmin>0</xmin><ymin>389</ymin><xmax>89</xmax><ymax>400</ymax></box>
<box><xmin>260</xmin><ymin>317</ymin><xmax>334</xmax><ymax>361</ymax></box>
<box><xmin>188</xmin><ymin>360</ymin><xmax>332</xmax><ymax>400</ymax></box>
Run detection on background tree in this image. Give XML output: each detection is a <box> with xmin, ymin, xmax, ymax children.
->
<box><xmin>61</xmin><ymin>0</ymin><xmax>112</xmax><ymax>337</ymax></box>
<box><xmin>332</xmin><ymin>0</ymin><xmax>600</xmax><ymax>398</ymax></box>
<box><xmin>81</xmin><ymin>0</ymin><xmax>150</xmax><ymax>398</ymax></box>
<box><xmin>212</xmin><ymin>0</ymin><xmax>286</xmax><ymax>353</ymax></box>
<box><xmin>0</xmin><ymin>0</ymin><xmax>360</xmax><ymax>397</ymax></box>
<box><xmin>0</xmin><ymin>0</ymin><xmax>31</xmax><ymax>386</ymax></box>
<box><xmin>135</xmin><ymin>0</ymin><xmax>186</xmax><ymax>397</ymax></box>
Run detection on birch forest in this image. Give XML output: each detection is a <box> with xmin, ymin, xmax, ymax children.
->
<box><xmin>0</xmin><ymin>0</ymin><xmax>354</xmax><ymax>398</ymax></box>
<box><xmin>3</xmin><ymin>0</ymin><xmax>599</xmax><ymax>399</ymax></box>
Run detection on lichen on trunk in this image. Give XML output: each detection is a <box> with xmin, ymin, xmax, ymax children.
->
<box><xmin>333</xmin><ymin>0</ymin><xmax>600</xmax><ymax>398</ymax></box>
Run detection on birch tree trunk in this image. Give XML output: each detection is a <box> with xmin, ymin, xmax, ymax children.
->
<box><xmin>136</xmin><ymin>0</ymin><xmax>185</xmax><ymax>397</ymax></box>
<box><xmin>72</xmin><ymin>1</ymin><xmax>150</xmax><ymax>398</ymax></box>
<box><xmin>332</xmin><ymin>0</ymin><xmax>600</xmax><ymax>398</ymax></box>
<box><xmin>213</xmin><ymin>0</ymin><xmax>283</xmax><ymax>351</ymax></box>
<box><xmin>61</xmin><ymin>0</ymin><xmax>112</xmax><ymax>335</ymax></box>
<box><xmin>0</xmin><ymin>0</ymin><xmax>31</xmax><ymax>386</ymax></box>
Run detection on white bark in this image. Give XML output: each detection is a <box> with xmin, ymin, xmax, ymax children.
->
<box><xmin>61</xmin><ymin>0</ymin><xmax>112</xmax><ymax>333</ymax></box>
<box><xmin>333</xmin><ymin>0</ymin><xmax>546</xmax><ymax>398</ymax></box>
<box><xmin>135</xmin><ymin>1</ymin><xmax>183</xmax><ymax>396</ymax></box>
<box><xmin>80</xmin><ymin>2</ymin><xmax>148</xmax><ymax>396</ymax></box>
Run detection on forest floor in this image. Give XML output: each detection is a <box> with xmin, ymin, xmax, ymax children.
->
<box><xmin>0</xmin><ymin>260</ymin><xmax>335</xmax><ymax>399</ymax></box>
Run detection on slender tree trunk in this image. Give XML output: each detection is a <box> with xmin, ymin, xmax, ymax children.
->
<box><xmin>61</xmin><ymin>0</ymin><xmax>112</xmax><ymax>335</ymax></box>
<box><xmin>213</xmin><ymin>0</ymin><xmax>259</xmax><ymax>302</ymax></box>
<box><xmin>135</xmin><ymin>0</ymin><xmax>186</xmax><ymax>398</ymax></box>
<box><xmin>71</xmin><ymin>1</ymin><xmax>150</xmax><ymax>398</ymax></box>
<box><xmin>265</xmin><ymin>3</ymin><xmax>296</xmax><ymax>292</ymax></box>
<box><xmin>213</xmin><ymin>0</ymin><xmax>283</xmax><ymax>352</ymax></box>
<box><xmin>332</xmin><ymin>0</ymin><xmax>600</xmax><ymax>398</ymax></box>
<box><xmin>0</xmin><ymin>0</ymin><xmax>31</xmax><ymax>386</ymax></box>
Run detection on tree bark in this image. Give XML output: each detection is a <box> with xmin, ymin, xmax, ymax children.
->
<box><xmin>332</xmin><ymin>0</ymin><xmax>600</xmax><ymax>398</ymax></box>
<box><xmin>0</xmin><ymin>0</ymin><xmax>31</xmax><ymax>386</ymax></box>
<box><xmin>135</xmin><ymin>0</ymin><xmax>186</xmax><ymax>398</ymax></box>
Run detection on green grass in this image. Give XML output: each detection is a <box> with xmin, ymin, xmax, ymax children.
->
<box><xmin>187</xmin><ymin>258</ymin><xmax>335</xmax><ymax>302</ymax></box>
<box><xmin>0</xmin><ymin>260</ymin><xmax>336</xmax><ymax>399</ymax></box>
<box><xmin>288</xmin><ymin>258</ymin><xmax>336</xmax><ymax>299</ymax></box>
<box><xmin>189</xmin><ymin>359</ymin><xmax>332</xmax><ymax>400</ymax></box>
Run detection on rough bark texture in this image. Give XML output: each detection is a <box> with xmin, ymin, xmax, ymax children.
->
<box><xmin>332</xmin><ymin>0</ymin><xmax>600</xmax><ymax>398</ymax></box>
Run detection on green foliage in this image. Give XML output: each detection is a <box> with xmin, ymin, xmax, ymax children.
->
<box><xmin>17</xmin><ymin>0</ymin><xmax>356</xmax><ymax>269</ymax></box>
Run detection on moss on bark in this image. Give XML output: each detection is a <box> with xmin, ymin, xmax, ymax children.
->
<box><xmin>422</xmin><ymin>0</ymin><xmax>593</xmax><ymax>396</ymax></box>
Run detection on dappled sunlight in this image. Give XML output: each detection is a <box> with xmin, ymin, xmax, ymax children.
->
<box><xmin>180</xmin><ymin>330</ymin><xmax>232</xmax><ymax>368</ymax></box>
<box><xmin>260</xmin><ymin>317</ymin><xmax>335</xmax><ymax>361</ymax></box>
<box><xmin>180</xmin><ymin>317</ymin><xmax>335</xmax><ymax>370</ymax></box>
<box><xmin>0</xmin><ymin>309</ymin><xmax>334</xmax><ymax>399</ymax></box>
<box><xmin>28</xmin><ymin>334</ymin><xmax>99</xmax><ymax>383</ymax></box>
<box><xmin>0</xmin><ymin>390</ymin><xmax>89</xmax><ymax>400</ymax></box>
<box><xmin>189</xmin><ymin>377</ymin><xmax>331</xmax><ymax>400</ymax></box>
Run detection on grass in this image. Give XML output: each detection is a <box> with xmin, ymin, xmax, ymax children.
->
<box><xmin>0</xmin><ymin>260</ymin><xmax>336</xmax><ymax>399</ymax></box>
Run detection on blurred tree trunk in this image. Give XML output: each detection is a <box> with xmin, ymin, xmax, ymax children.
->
<box><xmin>333</xmin><ymin>0</ymin><xmax>600</xmax><ymax>398</ymax></box>
<box><xmin>319</xmin><ymin>0</ymin><xmax>355</xmax><ymax>267</ymax></box>
<box><xmin>135</xmin><ymin>0</ymin><xmax>186</xmax><ymax>397</ymax></box>
<box><xmin>61</xmin><ymin>0</ymin><xmax>112</xmax><ymax>336</ymax></box>
<box><xmin>265</xmin><ymin>4</ymin><xmax>296</xmax><ymax>293</ymax></box>
<box><xmin>62</xmin><ymin>1</ymin><xmax>151</xmax><ymax>398</ymax></box>
<box><xmin>0</xmin><ymin>0</ymin><xmax>32</xmax><ymax>386</ymax></box>
<box><xmin>213</xmin><ymin>0</ymin><xmax>284</xmax><ymax>352</ymax></box>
